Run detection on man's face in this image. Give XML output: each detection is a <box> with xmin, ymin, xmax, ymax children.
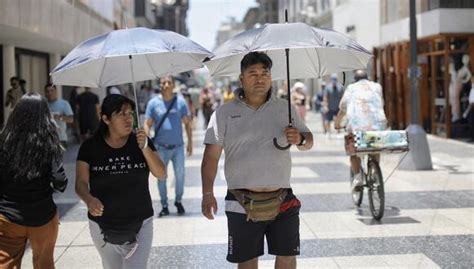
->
<box><xmin>240</xmin><ymin>63</ymin><xmax>272</xmax><ymax>97</ymax></box>
<box><xmin>160</xmin><ymin>76</ymin><xmax>175</xmax><ymax>93</ymax></box>
<box><xmin>45</xmin><ymin>86</ymin><xmax>57</xmax><ymax>101</ymax></box>
<box><xmin>10</xmin><ymin>79</ymin><xmax>19</xmax><ymax>89</ymax></box>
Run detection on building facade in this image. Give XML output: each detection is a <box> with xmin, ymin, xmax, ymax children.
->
<box><xmin>374</xmin><ymin>0</ymin><xmax>474</xmax><ymax>138</ymax></box>
<box><xmin>0</xmin><ymin>0</ymin><xmax>138</xmax><ymax>125</ymax></box>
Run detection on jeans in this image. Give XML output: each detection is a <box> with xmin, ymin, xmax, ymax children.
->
<box><xmin>156</xmin><ymin>144</ymin><xmax>185</xmax><ymax>208</ymax></box>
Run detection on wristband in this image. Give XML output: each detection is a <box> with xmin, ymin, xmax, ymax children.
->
<box><xmin>142</xmin><ymin>138</ymin><xmax>148</xmax><ymax>149</ymax></box>
<box><xmin>203</xmin><ymin>192</ymin><xmax>213</xmax><ymax>197</ymax></box>
<box><xmin>297</xmin><ymin>133</ymin><xmax>306</xmax><ymax>146</ymax></box>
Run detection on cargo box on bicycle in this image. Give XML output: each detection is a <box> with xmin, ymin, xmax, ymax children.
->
<box><xmin>345</xmin><ymin>130</ymin><xmax>409</xmax><ymax>155</ymax></box>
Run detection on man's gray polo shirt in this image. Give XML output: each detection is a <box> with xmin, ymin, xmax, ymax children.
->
<box><xmin>204</xmin><ymin>89</ymin><xmax>310</xmax><ymax>190</ymax></box>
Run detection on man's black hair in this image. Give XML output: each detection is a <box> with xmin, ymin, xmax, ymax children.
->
<box><xmin>240</xmin><ymin>52</ymin><xmax>273</xmax><ymax>73</ymax></box>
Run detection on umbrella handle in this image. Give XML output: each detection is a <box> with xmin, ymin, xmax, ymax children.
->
<box><xmin>273</xmin><ymin>137</ymin><xmax>291</xmax><ymax>150</ymax></box>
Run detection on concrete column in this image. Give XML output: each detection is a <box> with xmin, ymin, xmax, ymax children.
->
<box><xmin>49</xmin><ymin>53</ymin><xmax>62</xmax><ymax>98</ymax></box>
<box><xmin>3</xmin><ymin>45</ymin><xmax>15</xmax><ymax>124</ymax></box>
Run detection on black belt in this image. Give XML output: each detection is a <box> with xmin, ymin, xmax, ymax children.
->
<box><xmin>157</xmin><ymin>144</ymin><xmax>179</xmax><ymax>150</ymax></box>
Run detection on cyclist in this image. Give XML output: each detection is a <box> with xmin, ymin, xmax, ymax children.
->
<box><xmin>335</xmin><ymin>70</ymin><xmax>387</xmax><ymax>193</ymax></box>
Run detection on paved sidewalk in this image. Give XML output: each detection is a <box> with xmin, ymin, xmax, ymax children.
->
<box><xmin>22</xmin><ymin>112</ymin><xmax>474</xmax><ymax>268</ymax></box>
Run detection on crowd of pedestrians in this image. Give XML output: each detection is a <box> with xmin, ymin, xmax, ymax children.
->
<box><xmin>0</xmin><ymin>52</ymin><xmax>429</xmax><ymax>269</ymax></box>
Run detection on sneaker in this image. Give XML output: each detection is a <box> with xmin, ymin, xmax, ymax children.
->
<box><xmin>158</xmin><ymin>207</ymin><xmax>169</xmax><ymax>218</ymax></box>
<box><xmin>174</xmin><ymin>202</ymin><xmax>185</xmax><ymax>215</ymax></box>
<box><xmin>351</xmin><ymin>173</ymin><xmax>364</xmax><ymax>192</ymax></box>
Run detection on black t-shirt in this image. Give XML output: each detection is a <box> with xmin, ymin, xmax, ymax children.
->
<box><xmin>0</xmin><ymin>150</ymin><xmax>57</xmax><ymax>227</ymax></box>
<box><xmin>77</xmin><ymin>134</ymin><xmax>155</xmax><ymax>228</ymax></box>
<box><xmin>76</xmin><ymin>91</ymin><xmax>99</xmax><ymax>123</ymax></box>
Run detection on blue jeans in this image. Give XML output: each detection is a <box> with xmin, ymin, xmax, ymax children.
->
<box><xmin>156</xmin><ymin>144</ymin><xmax>185</xmax><ymax>208</ymax></box>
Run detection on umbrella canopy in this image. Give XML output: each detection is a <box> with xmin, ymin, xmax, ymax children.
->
<box><xmin>204</xmin><ymin>22</ymin><xmax>372</xmax><ymax>80</ymax></box>
<box><xmin>51</xmin><ymin>27</ymin><xmax>212</xmax><ymax>88</ymax></box>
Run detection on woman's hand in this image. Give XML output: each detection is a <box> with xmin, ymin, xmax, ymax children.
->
<box><xmin>87</xmin><ymin>197</ymin><xmax>104</xmax><ymax>216</ymax></box>
<box><xmin>136</xmin><ymin>128</ymin><xmax>148</xmax><ymax>149</ymax></box>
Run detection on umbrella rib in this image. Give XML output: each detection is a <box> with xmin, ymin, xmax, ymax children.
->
<box><xmin>97</xmin><ymin>57</ymin><xmax>108</xmax><ymax>88</ymax></box>
<box><xmin>144</xmin><ymin>53</ymin><xmax>160</xmax><ymax>79</ymax></box>
<box><xmin>312</xmin><ymin>48</ymin><xmax>322</xmax><ymax>77</ymax></box>
<box><xmin>304</xmin><ymin>48</ymin><xmax>320</xmax><ymax>77</ymax></box>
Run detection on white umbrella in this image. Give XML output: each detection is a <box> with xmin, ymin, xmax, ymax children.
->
<box><xmin>205</xmin><ymin>23</ymin><xmax>372</xmax><ymax>80</ymax></box>
<box><xmin>204</xmin><ymin>13</ymin><xmax>372</xmax><ymax>149</ymax></box>
<box><xmin>51</xmin><ymin>27</ymin><xmax>213</xmax><ymax>127</ymax></box>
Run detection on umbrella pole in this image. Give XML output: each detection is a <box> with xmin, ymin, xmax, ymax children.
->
<box><xmin>285</xmin><ymin>48</ymin><xmax>292</xmax><ymax>127</ymax></box>
<box><xmin>129</xmin><ymin>55</ymin><xmax>141</xmax><ymax>129</ymax></box>
<box><xmin>272</xmin><ymin>48</ymin><xmax>293</xmax><ymax>150</ymax></box>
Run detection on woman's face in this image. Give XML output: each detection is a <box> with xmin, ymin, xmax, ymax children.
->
<box><xmin>106</xmin><ymin>104</ymin><xmax>134</xmax><ymax>137</ymax></box>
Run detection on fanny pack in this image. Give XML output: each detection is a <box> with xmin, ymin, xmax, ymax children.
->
<box><xmin>229</xmin><ymin>189</ymin><xmax>288</xmax><ymax>222</ymax></box>
<box><xmin>100</xmin><ymin>221</ymin><xmax>142</xmax><ymax>246</ymax></box>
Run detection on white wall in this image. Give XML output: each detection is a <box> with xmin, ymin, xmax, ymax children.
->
<box><xmin>332</xmin><ymin>0</ymin><xmax>380</xmax><ymax>51</ymax></box>
<box><xmin>380</xmin><ymin>8</ymin><xmax>474</xmax><ymax>45</ymax></box>
<box><xmin>0</xmin><ymin>0</ymin><xmax>113</xmax><ymax>55</ymax></box>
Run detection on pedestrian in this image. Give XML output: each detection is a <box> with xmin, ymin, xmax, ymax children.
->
<box><xmin>223</xmin><ymin>85</ymin><xmax>235</xmax><ymax>104</ymax></box>
<box><xmin>144</xmin><ymin>76</ymin><xmax>193</xmax><ymax>217</ymax></box>
<box><xmin>322</xmin><ymin>74</ymin><xmax>344</xmax><ymax>133</ymax></box>
<box><xmin>0</xmin><ymin>93</ymin><xmax>67</xmax><ymax>269</ymax></box>
<box><xmin>76</xmin><ymin>87</ymin><xmax>100</xmax><ymax>141</ymax></box>
<box><xmin>5</xmin><ymin>77</ymin><xmax>24</xmax><ymax>113</ymax></box>
<box><xmin>335</xmin><ymin>69</ymin><xmax>387</xmax><ymax>192</ymax></box>
<box><xmin>75</xmin><ymin>94</ymin><xmax>165</xmax><ymax>269</ymax></box>
<box><xmin>291</xmin><ymin>82</ymin><xmax>308</xmax><ymax>123</ymax></box>
<box><xmin>199</xmin><ymin>87</ymin><xmax>215</xmax><ymax>128</ymax></box>
<box><xmin>201</xmin><ymin>52</ymin><xmax>313</xmax><ymax>268</ymax></box>
<box><xmin>45</xmin><ymin>83</ymin><xmax>74</xmax><ymax>149</ymax></box>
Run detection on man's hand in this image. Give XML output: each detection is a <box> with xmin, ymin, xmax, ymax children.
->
<box><xmin>285</xmin><ymin>127</ymin><xmax>302</xmax><ymax>145</ymax></box>
<box><xmin>201</xmin><ymin>194</ymin><xmax>218</xmax><ymax>220</ymax></box>
<box><xmin>186</xmin><ymin>143</ymin><xmax>193</xmax><ymax>156</ymax></box>
<box><xmin>86</xmin><ymin>197</ymin><xmax>104</xmax><ymax>217</ymax></box>
<box><xmin>136</xmin><ymin>128</ymin><xmax>148</xmax><ymax>149</ymax></box>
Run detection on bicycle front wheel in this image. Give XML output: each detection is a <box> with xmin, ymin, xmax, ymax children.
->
<box><xmin>367</xmin><ymin>159</ymin><xmax>385</xmax><ymax>220</ymax></box>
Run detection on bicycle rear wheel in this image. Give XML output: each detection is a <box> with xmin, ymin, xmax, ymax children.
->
<box><xmin>367</xmin><ymin>159</ymin><xmax>385</xmax><ymax>220</ymax></box>
<box><xmin>350</xmin><ymin>169</ymin><xmax>363</xmax><ymax>207</ymax></box>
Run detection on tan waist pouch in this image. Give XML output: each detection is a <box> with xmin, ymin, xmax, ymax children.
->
<box><xmin>229</xmin><ymin>189</ymin><xmax>288</xmax><ymax>222</ymax></box>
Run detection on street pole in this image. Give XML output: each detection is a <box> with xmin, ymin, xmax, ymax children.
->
<box><xmin>399</xmin><ymin>0</ymin><xmax>433</xmax><ymax>170</ymax></box>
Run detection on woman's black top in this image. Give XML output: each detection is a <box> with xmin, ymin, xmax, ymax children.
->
<box><xmin>77</xmin><ymin>135</ymin><xmax>155</xmax><ymax>229</ymax></box>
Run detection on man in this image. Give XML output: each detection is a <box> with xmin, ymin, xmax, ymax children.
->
<box><xmin>45</xmin><ymin>84</ymin><xmax>74</xmax><ymax>148</ymax></box>
<box><xmin>5</xmin><ymin>77</ymin><xmax>24</xmax><ymax>110</ymax></box>
<box><xmin>201</xmin><ymin>52</ymin><xmax>313</xmax><ymax>269</ymax></box>
<box><xmin>322</xmin><ymin>74</ymin><xmax>344</xmax><ymax>133</ymax></box>
<box><xmin>144</xmin><ymin>76</ymin><xmax>193</xmax><ymax>217</ymax></box>
<box><xmin>335</xmin><ymin>69</ymin><xmax>387</xmax><ymax>192</ymax></box>
<box><xmin>76</xmin><ymin>87</ymin><xmax>100</xmax><ymax>141</ymax></box>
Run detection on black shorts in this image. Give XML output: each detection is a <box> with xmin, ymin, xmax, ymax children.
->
<box><xmin>325</xmin><ymin>110</ymin><xmax>338</xmax><ymax>121</ymax></box>
<box><xmin>225</xmin><ymin>189</ymin><xmax>301</xmax><ymax>263</ymax></box>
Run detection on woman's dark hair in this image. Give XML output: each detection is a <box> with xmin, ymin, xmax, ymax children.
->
<box><xmin>95</xmin><ymin>94</ymin><xmax>136</xmax><ymax>138</ymax></box>
<box><xmin>240</xmin><ymin>52</ymin><xmax>273</xmax><ymax>73</ymax></box>
<box><xmin>0</xmin><ymin>93</ymin><xmax>62</xmax><ymax>182</ymax></box>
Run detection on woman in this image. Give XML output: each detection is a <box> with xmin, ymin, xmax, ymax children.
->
<box><xmin>75</xmin><ymin>94</ymin><xmax>165</xmax><ymax>269</ymax></box>
<box><xmin>0</xmin><ymin>93</ymin><xmax>67</xmax><ymax>269</ymax></box>
<box><xmin>291</xmin><ymin>82</ymin><xmax>308</xmax><ymax>123</ymax></box>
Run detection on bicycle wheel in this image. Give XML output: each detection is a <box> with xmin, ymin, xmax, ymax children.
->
<box><xmin>350</xmin><ymin>169</ymin><xmax>363</xmax><ymax>207</ymax></box>
<box><xmin>367</xmin><ymin>159</ymin><xmax>385</xmax><ymax>220</ymax></box>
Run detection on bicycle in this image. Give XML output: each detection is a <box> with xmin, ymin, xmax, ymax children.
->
<box><xmin>350</xmin><ymin>152</ymin><xmax>385</xmax><ymax>220</ymax></box>
<box><xmin>344</xmin><ymin>130</ymin><xmax>409</xmax><ymax>220</ymax></box>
